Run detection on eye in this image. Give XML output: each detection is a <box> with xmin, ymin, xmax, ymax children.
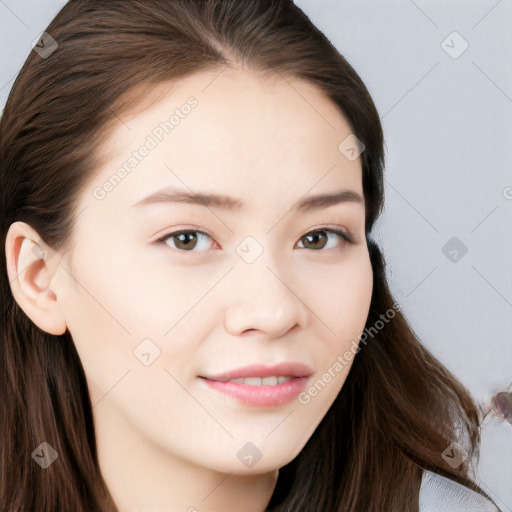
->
<box><xmin>156</xmin><ymin>227</ymin><xmax>355</xmax><ymax>253</ymax></box>
<box><xmin>296</xmin><ymin>228</ymin><xmax>354</xmax><ymax>250</ymax></box>
<box><xmin>157</xmin><ymin>229</ymin><xmax>215</xmax><ymax>252</ymax></box>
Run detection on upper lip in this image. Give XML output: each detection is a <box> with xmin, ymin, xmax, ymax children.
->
<box><xmin>202</xmin><ymin>362</ymin><xmax>314</xmax><ymax>381</ymax></box>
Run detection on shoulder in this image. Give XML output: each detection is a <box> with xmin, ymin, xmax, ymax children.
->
<box><xmin>419</xmin><ymin>470</ymin><xmax>501</xmax><ymax>512</ymax></box>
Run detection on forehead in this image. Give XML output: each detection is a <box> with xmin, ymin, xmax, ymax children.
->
<box><xmin>85</xmin><ymin>68</ymin><xmax>364</xmax><ymax>217</ymax></box>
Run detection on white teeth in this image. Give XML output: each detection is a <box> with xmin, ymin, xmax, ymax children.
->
<box><xmin>243</xmin><ymin>377</ymin><xmax>263</xmax><ymax>386</ymax></box>
<box><xmin>226</xmin><ymin>376</ymin><xmax>293</xmax><ymax>386</ymax></box>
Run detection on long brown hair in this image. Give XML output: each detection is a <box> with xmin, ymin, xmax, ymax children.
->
<box><xmin>0</xmin><ymin>1</ymin><xmax>498</xmax><ymax>510</ymax></box>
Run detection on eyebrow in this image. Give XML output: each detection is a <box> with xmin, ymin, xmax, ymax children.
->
<box><xmin>132</xmin><ymin>187</ymin><xmax>363</xmax><ymax>213</ymax></box>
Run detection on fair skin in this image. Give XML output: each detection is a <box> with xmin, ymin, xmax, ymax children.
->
<box><xmin>6</xmin><ymin>68</ymin><xmax>373</xmax><ymax>512</ymax></box>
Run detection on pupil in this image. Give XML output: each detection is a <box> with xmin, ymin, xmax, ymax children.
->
<box><xmin>305</xmin><ymin>231</ymin><xmax>326</xmax><ymax>249</ymax></box>
<box><xmin>176</xmin><ymin>232</ymin><xmax>197</xmax><ymax>250</ymax></box>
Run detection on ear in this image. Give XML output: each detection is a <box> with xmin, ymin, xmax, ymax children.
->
<box><xmin>5</xmin><ymin>221</ymin><xmax>67</xmax><ymax>335</ymax></box>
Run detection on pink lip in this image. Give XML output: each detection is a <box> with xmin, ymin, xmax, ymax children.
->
<box><xmin>198</xmin><ymin>362</ymin><xmax>313</xmax><ymax>408</ymax></box>
<box><xmin>202</xmin><ymin>362</ymin><xmax>314</xmax><ymax>380</ymax></box>
<box><xmin>199</xmin><ymin>376</ymin><xmax>309</xmax><ymax>407</ymax></box>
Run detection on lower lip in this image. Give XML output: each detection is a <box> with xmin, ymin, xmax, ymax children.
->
<box><xmin>199</xmin><ymin>377</ymin><xmax>309</xmax><ymax>407</ymax></box>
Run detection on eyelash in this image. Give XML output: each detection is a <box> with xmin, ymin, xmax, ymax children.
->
<box><xmin>155</xmin><ymin>224</ymin><xmax>356</xmax><ymax>253</ymax></box>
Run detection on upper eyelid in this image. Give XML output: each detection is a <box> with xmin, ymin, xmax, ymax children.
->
<box><xmin>155</xmin><ymin>218</ymin><xmax>354</xmax><ymax>237</ymax></box>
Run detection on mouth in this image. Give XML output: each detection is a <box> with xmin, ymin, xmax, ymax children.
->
<box><xmin>205</xmin><ymin>376</ymin><xmax>295</xmax><ymax>386</ymax></box>
<box><xmin>198</xmin><ymin>376</ymin><xmax>309</xmax><ymax>407</ymax></box>
<box><xmin>200</xmin><ymin>361</ymin><xmax>313</xmax><ymax>381</ymax></box>
<box><xmin>198</xmin><ymin>362</ymin><xmax>313</xmax><ymax>407</ymax></box>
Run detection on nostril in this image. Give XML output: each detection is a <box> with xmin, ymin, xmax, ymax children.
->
<box><xmin>242</xmin><ymin>329</ymin><xmax>259</xmax><ymax>336</ymax></box>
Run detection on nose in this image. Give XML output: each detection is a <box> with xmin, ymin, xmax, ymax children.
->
<box><xmin>223</xmin><ymin>261</ymin><xmax>309</xmax><ymax>340</ymax></box>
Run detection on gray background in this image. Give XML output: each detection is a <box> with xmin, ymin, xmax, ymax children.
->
<box><xmin>1</xmin><ymin>0</ymin><xmax>511</xmax><ymax>508</ymax></box>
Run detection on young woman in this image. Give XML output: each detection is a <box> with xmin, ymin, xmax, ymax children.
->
<box><xmin>0</xmin><ymin>1</ymin><xmax>502</xmax><ymax>511</ymax></box>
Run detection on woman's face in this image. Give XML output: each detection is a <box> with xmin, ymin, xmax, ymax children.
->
<box><xmin>56</xmin><ymin>69</ymin><xmax>373</xmax><ymax>474</ymax></box>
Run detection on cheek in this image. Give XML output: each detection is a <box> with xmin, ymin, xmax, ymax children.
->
<box><xmin>294</xmin><ymin>253</ymin><xmax>372</xmax><ymax>418</ymax></box>
<box><xmin>60</xmin><ymin>245</ymin><xmax>211</xmax><ymax>391</ymax></box>
<box><xmin>65</xmin><ymin>239</ymin><xmax>189</xmax><ymax>337</ymax></box>
<box><xmin>316</xmin><ymin>250</ymin><xmax>373</xmax><ymax>345</ymax></box>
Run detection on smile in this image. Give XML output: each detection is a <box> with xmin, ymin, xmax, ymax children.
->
<box><xmin>199</xmin><ymin>376</ymin><xmax>309</xmax><ymax>407</ymax></box>
<box><xmin>213</xmin><ymin>376</ymin><xmax>294</xmax><ymax>386</ymax></box>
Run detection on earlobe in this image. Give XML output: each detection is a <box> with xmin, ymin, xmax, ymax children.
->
<box><xmin>5</xmin><ymin>221</ymin><xmax>67</xmax><ymax>336</ymax></box>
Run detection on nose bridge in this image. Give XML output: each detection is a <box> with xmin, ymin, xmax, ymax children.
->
<box><xmin>223</xmin><ymin>242</ymin><xmax>308</xmax><ymax>338</ymax></box>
